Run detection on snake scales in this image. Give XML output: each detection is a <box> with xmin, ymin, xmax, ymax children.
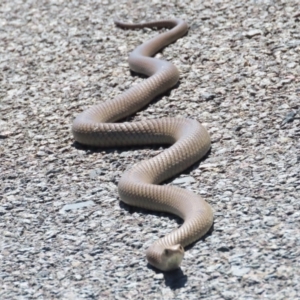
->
<box><xmin>72</xmin><ymin>19</ymin><xmax>214</xmax><ymax>271</ymax></box>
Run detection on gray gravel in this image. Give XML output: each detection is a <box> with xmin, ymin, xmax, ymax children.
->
<box><xmin>1</xmin><ymin>0</ymin><xmax>299</xmax><ymax>299</ymax></box>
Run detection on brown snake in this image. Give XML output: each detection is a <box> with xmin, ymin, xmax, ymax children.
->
<box><xmin>72</xmin><ymin>19</ymin><xmax>214</xmax><ymax>271</ymax></box>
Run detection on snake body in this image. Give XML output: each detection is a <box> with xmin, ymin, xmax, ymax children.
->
<box><xmin>72</xmin><ymin>19</ymin><xmax>213</xmax><ymax>271</ymax></box>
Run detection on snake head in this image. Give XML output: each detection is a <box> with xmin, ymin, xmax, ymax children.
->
<box><xmin>146</xmin><ymin>244</ymin><xmax>184</xmax><ymax>271</ymax></box>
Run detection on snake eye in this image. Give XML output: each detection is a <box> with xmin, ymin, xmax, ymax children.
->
<box><xmin>164</xmin><ymin>249</ymin><xmax>169</xmax><ymax>255</ymax></box>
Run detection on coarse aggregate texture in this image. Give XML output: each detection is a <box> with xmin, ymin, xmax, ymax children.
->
<box><xmin>0</xmin><ymin>0</ymin><xmax>299</xmax><ymax>299</ymax></box>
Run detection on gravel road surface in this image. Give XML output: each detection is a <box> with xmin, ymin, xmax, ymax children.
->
<box><xmin>1</xmin><ymin>0</ymin><xmax>299</xmax><ymax>299</ymax></box>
